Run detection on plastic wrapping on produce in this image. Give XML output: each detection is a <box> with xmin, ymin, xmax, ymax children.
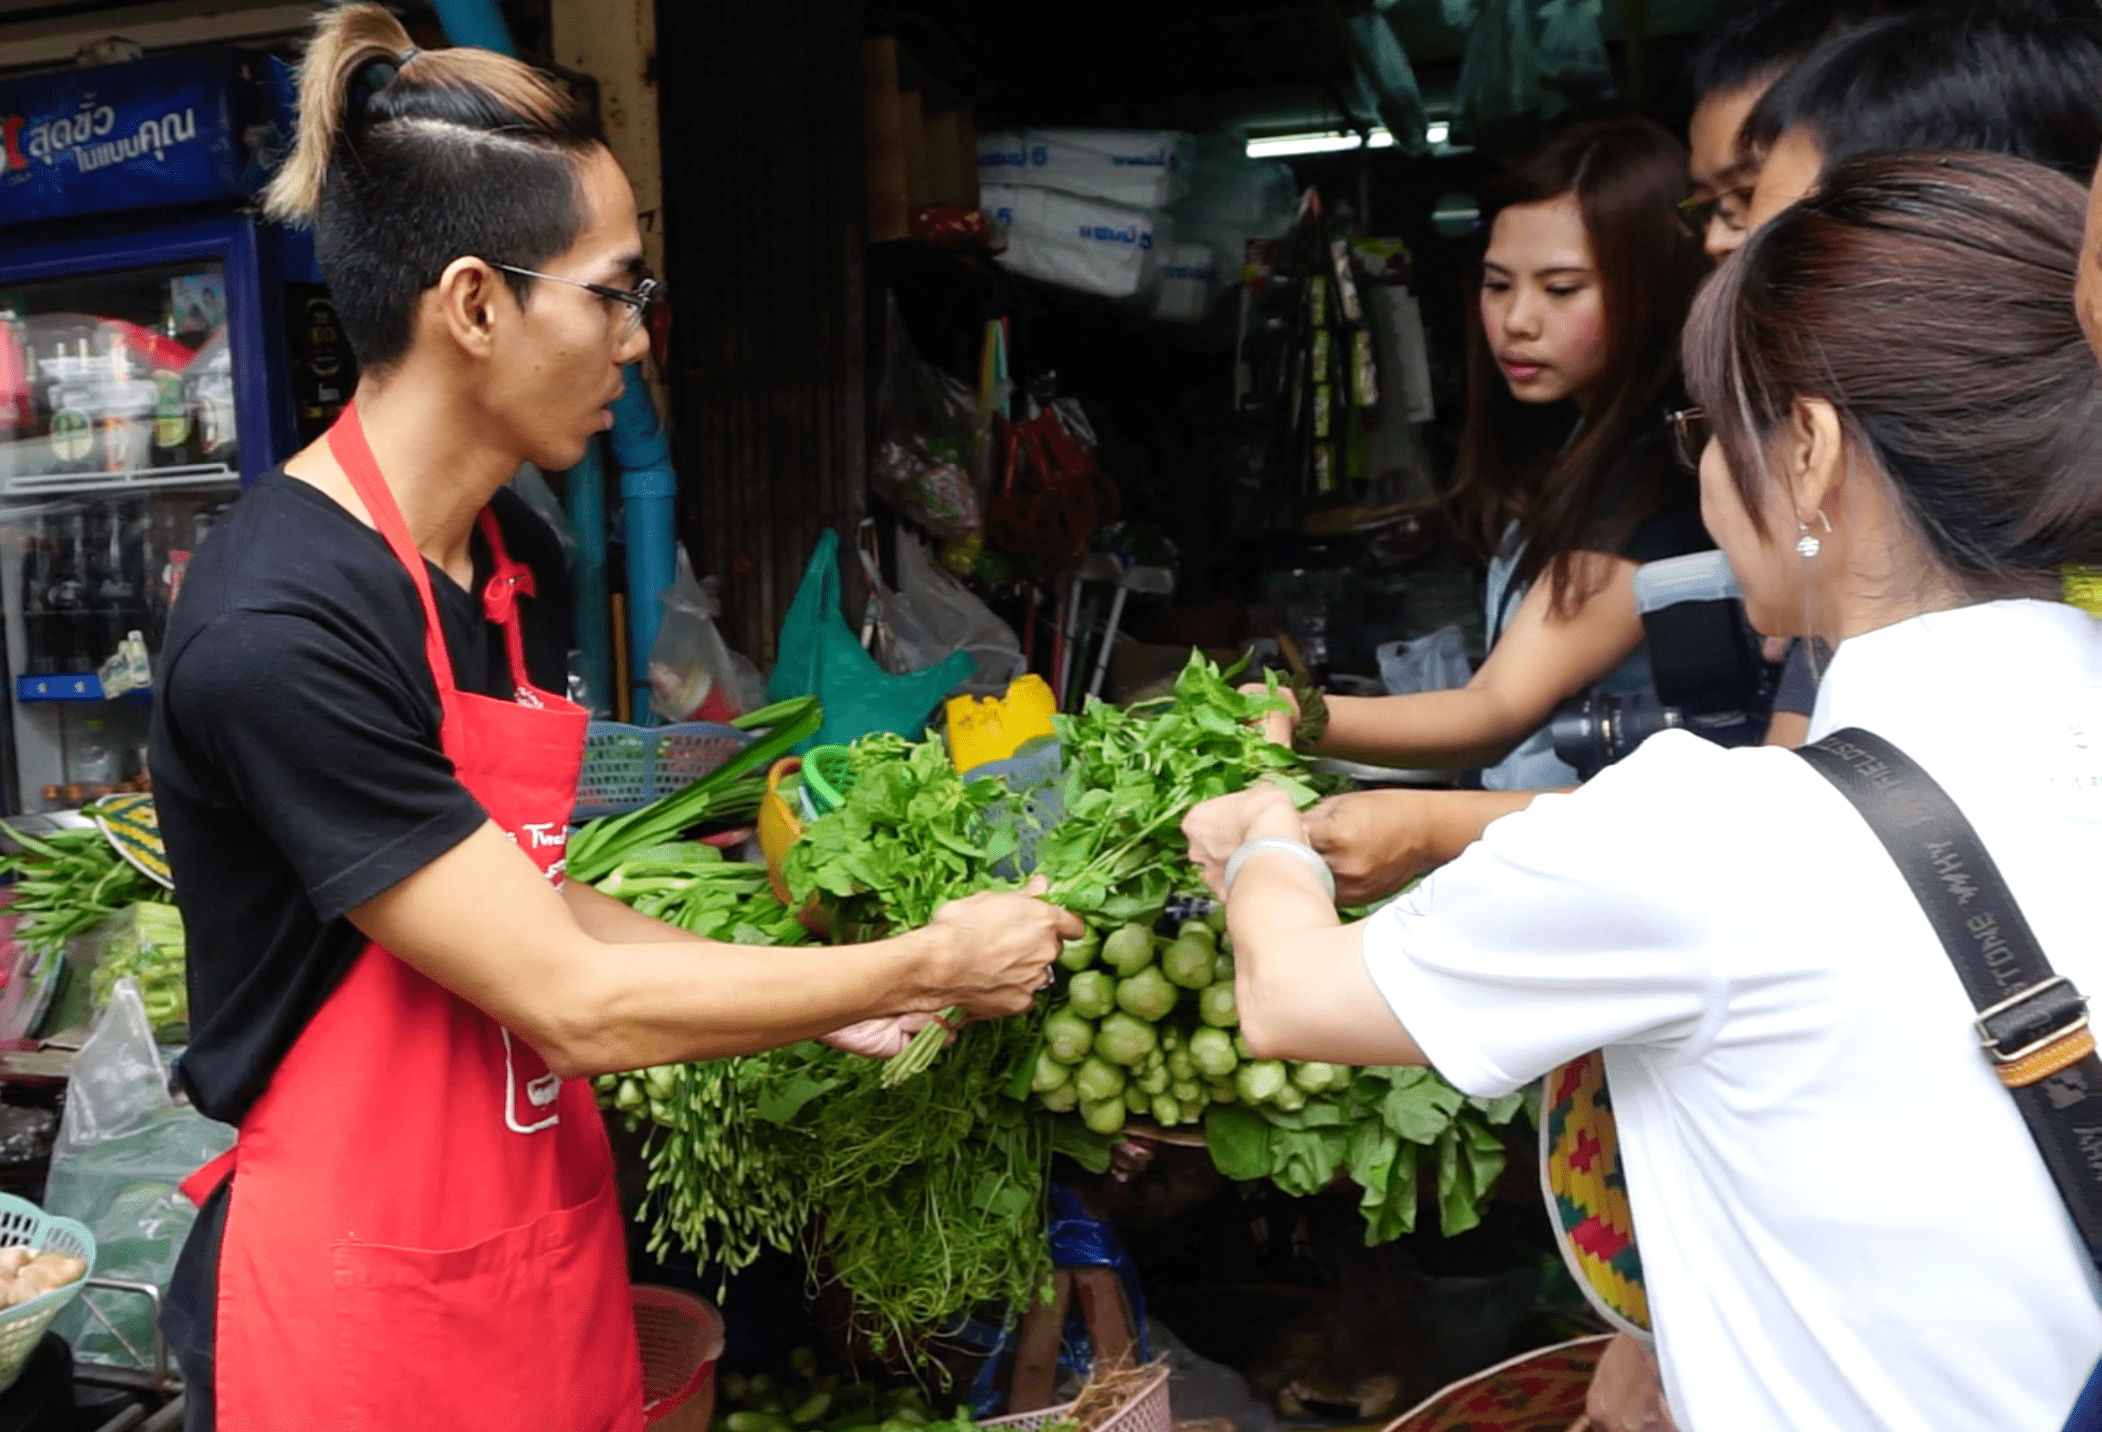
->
<box><xmin>44</xmin><ymin>980</ymin><xmax>234</xmax><ymax>1368</ymax></box>
<box><xmin>983</xmin><ymin>185</ymin><xmax>1173</xmax><ymax>301</ymax></box>
<box><xmin>978</xmin><ymin>129</ymin><xmax>1194</xmax><ymax>209</ymax></box>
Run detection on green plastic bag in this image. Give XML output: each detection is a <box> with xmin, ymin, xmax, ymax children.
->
<box><xmin>768</xmin><ymin>528</ymin><xmax>972</xmax><ymax>751</ymax></box>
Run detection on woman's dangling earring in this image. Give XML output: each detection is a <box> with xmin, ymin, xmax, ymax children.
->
<box><xmin>1795</xmin><ymin>509</ymin><xmax>1832</xmax><ymax>559</ymax></box>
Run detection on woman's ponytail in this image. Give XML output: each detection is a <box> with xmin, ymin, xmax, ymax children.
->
<box><xmin>261</xmin><ymin>4</ymin><xmax>417</xmax><ymax>225</ymax></box>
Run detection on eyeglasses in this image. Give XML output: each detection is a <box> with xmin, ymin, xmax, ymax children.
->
<box><xmin>1666</xmin><ymin>406</ymin><xmax>1709</xmax><ymax>472</ymax></box>
<box><xmin>1676</xmin><ymin>187</ymin><xmax>1755</xmax><ymax>241</ymax></box>
<box><xmin>485</xmin><ymin>261</ymin><xmax>661</xmax><ymax>341</ymax></box>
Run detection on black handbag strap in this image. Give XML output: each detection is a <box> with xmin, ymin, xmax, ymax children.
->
<box><xmin>1798</xmin><ymin>728</ymin><xmax>2102</xmax><ymax>1271</ymax></box>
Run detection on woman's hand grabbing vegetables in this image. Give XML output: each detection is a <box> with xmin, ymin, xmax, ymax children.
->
<box><xmin>921</xmin><ymin>879</ymin><xmax>1082</xmax><ymax>1019</ymax></box>
<box><xmin>1180</xmin><ymin>783</ymin><xmax>1307</xmax><ymax>898</ymax></box>
<box><xmin>1302</xmin><ymin>790</ymin><xmax>1441</xmax><ymax>904</ymax></box>
<box><xmin>1238</xmin><ymin>681</ymin><xmax>1300</xmax><ymax>749</ymax></box>
<box><xmin>1304</xmin><ymin>787</ymin><xmax>1548</xmax><ymax>904</ymax></box>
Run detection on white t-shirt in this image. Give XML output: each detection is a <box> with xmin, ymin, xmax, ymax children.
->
<box><xmin>1363</xmin><ymin>599</ymin><xmax>2102</xmax><ymax>1432</ymax></box>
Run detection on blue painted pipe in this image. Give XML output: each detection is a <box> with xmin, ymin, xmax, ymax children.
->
<box><xmin>563</xmin><ymin>435</ymin><xmax>612</xmax><ymax>715</ymax></box>
<box><xmin>607</xmin><ymin>363</ymin><xmax>678</xmax><ymax>722</ymax></box>
<box><xmin>429</xmin><ymin>0</ymin><xmax>515</xmax><ymax>55</ymax></box>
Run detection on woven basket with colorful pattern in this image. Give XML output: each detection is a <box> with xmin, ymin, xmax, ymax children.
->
<box><xmin>1379</xmin><ymin>1334</ymin><xmax>1613</xmax><ymax>1432</ymax></box>
<box><xmin>1541</xmin><ymin>1052</ymin><xmax>1649</xmax><ymax>1337</ymax></box>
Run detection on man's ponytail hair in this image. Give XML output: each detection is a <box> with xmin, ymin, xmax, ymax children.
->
<box><xmin>264</xmin><ymin>5</ymin><xmax>603</xmax><ymax>370</ymax></box>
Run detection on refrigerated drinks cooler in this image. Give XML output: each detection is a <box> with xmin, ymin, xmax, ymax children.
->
<box><xmin>0</xmin><ymin>218</ymin><xmax>276</xmax><ymax>812</ymax></box>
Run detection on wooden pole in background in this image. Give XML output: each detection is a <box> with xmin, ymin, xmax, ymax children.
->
<box><xmin>865</xmin><ymin>37</ymin><xmax>909</xmax><ymax>241</ymax></box>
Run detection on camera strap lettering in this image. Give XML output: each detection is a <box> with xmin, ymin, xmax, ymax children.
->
<box><xmin>1796</xmin><ymin>728</ymin><xmax>2102</xmax><ymax>1271</ymax></box>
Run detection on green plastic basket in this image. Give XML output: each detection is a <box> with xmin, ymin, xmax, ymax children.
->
<box><xmin>800</xmin><ymin>745</ymin><xmax>859</xmax><ymax>817</ymax></box>
<box><xmin>0</xmin><ymin>1192</ymin><xmax>94</xmax><ymax>1394</ymax></box>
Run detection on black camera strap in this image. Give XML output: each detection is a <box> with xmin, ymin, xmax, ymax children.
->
<box><xmin>1798</xmin><ymin>728</ymin><xmax>2102</xmax><ymax>1272</ymax></box>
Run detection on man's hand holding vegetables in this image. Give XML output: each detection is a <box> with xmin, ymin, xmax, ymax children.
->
<box><xmin>356</xmin><ymin>841</ymin><xmax>1077</xmax><ymax>1075</ymax></box>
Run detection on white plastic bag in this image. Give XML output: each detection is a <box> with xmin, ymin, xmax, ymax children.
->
<box><xmin>1378</xmin><ymin>626</ymin><xmax>1473</xmax><ymax>695</ymax></box>
<box><xmin>648</xmin><ymin>545</ymin><xmax>765</xmax><ymax>724</ymax></box>
<box><xmin>865</xmin><ymin>531</ymin><xmax>1025</xmax><ymax>696</ymax></box>
<box><xmin>984</xmin><ymin>184</ymin><xmax>1173</xmax><ymax>300</ymax></box>
<box><xmin>45</xmin><ymin>979</ymin><xmax>235</xmax><ymax>1369</ymax></box>
<box><xmin>977</xmin><ymin>128</ymin><xmax>1194</xmax><ymax>209</ymax></box>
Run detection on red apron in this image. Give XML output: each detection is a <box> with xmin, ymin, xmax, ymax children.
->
<box><xmin>180</xmin><ymin>405</ymin><xmax>644</xmax><ymax>1431</ymax></box>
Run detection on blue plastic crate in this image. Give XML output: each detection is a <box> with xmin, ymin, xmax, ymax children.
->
<box><xmin>573</xmin><ymin>721</ymin><xmax>754</xmax><ymax>821</ymax></box>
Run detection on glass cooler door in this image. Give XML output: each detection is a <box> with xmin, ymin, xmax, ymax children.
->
<box><xmin>0</xmin><ymin>255</ymin><xmax>248</xmax><ymax>813</ymax></box>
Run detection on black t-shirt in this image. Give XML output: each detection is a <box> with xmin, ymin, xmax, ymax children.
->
<box><xmin>1492</xmin><ymin>418</ymin><xmax>1713</xmax><ymax>640</ymax></box>
<box><xmin>1591</xmin><ymin>420</ymin><xmax>1712</xmax><ymax>565</ymax></box>
<box><xmin>149</xmin><ymin>469</ymin><xmax>571</xmax><ymax>1127</ymax></box>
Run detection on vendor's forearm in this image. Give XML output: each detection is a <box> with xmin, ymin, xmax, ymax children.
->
<box><xmin>1316</xmin><ymin>690</ymin><xmax>1533</xmax><ymax>770</ymax></box>
<box><xmin>548</xmin><ymin>925</ymin><xmax>956</xmax><ymax>1076</ymax></box>
<box><xmin>353</xmin><ymin>822</ymin><xmax>959</xmax><ymax>1079</ymax></box>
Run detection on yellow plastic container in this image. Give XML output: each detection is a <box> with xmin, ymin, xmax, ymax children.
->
<box><xmin>757</xmin><ymin>758</ymin><xmax>803</xmax><ymax>905</ymax></box>
<box><xmin>946</xmin><ymin>674</ymin><xmax>1057</xmax><ymax>773</ymax></box>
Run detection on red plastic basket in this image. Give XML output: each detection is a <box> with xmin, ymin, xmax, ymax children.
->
<box><xmin>634</xmin><ymin>1284</ymin><xmax>725</xmax><ymax>1431</ymax></box>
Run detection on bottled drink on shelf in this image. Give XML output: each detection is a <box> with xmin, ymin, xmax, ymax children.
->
<box><xmin>46</xmin><ymin>341</ymin><xmax>94</xmax><ymax>475</ymax></box>
<box><xmin>46</xmin><ymin>512</ymin><xmax>90</xmax><ymax>672</ymax></box>
<box><xmin>71</xmin><ymin>715</ymin><xmax>118</xmax><ymax>787</ymax></box>
<box><xmin>78</xmin><ymin>508</ymin><xmax>109</xmax><ymax>669</ymax></box>
<box><xmin>95</xmin><ymin>327</ymin><xmax>153</xmax><ymax>476</ymax></box>
<box><xmin>19</xmin><ymin>516</ymin><xmax>48</xmax><ymax>675</ymax></box>
<box><xmin>189</xmin><ymin>331</ymin><xmax>236</xmax><ymax>470</ymax></box>
<box><xmin>149</xmin><ymin>304</ymin><xmax>195</xmax><ymax>469</ymax></box>
<box><xmin>145</xmin><ymin>503</ymin><xmax>178</xmax><ymax>644</ymax></box>
<box><xmin>95</xmin><ymin>503</ymin><xmax>142</xmax><ymax>669</ymax></box>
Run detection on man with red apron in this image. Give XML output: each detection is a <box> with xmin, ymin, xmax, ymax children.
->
<box><xmin>169</xmin><ymin>407</ymin><xmax>640</xmax><ymax>1429</ymax></box>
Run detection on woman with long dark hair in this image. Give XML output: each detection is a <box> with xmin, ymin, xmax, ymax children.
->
<box><xmin>1284</xmin><ymin>118</ymin><xmax>1710</xmax><ymax>790</ymax></box>
<box><xmin>149</xmin><ymin>10</ymin><xmax>1073</xmax><ymax>1428</ymax></box>
<box><xmin>1188</xmin><ymin>149</ymin><xmax>2102</xmax><ymax>1430</ymax></box>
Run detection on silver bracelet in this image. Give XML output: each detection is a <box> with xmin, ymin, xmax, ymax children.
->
<box><xmin>1223</xmin><ymin>836</ymin><xmax>1337</xmax><ymax>903</ymax></box>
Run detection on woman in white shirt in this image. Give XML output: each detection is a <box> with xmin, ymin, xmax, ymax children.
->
<box><xmin>1186</xmin><ymin>148</ymin><xmax>2102</xmax><ymax>1432</ymax></box>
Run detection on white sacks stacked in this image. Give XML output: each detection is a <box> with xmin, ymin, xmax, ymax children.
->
<box><xmin>978</xmin><ymin>129</ymin><xmax>1193</xmax><ymax>300</ymax></box>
